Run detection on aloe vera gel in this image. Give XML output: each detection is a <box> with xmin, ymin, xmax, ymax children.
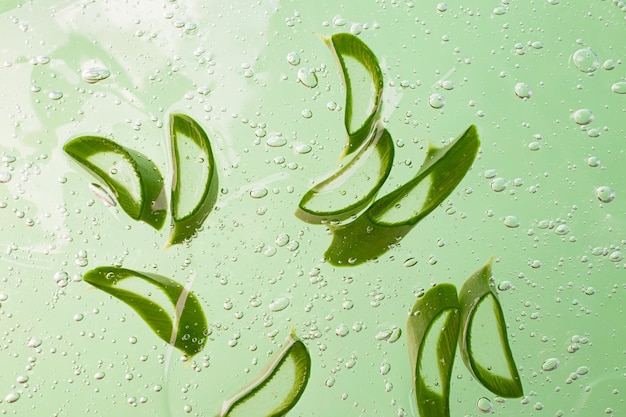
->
<box><xmin>1</xmin><ymin>2</ymin><xmax>623</xmax><ymax>417</ymax></box>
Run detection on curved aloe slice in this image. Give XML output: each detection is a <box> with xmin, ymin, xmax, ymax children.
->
<box><xmin>167</xmin><ymin>113</ymin><xmax>218</xmax><ymax>247</ymax></box>
<box><xmin>458</xmin><ymin>259</ymin><xmax>523</xmax><ymax>398</ymax></box>
<box><xmin>63</xmin><ymin>136</ymin><xmax>166</xmax><ymax>229</ymax></box>
<box><xmin>323</xmin><ymin>33</ymin><xmax>384</xmax><ymax>157</ymax></box>
<box><xmin>296</xmin><ymin>125</ymin><xmax>394</xmax><ymax>224</ymax></box>
<box><xmin>407</xmin><ymin>284</ymin><xmax>460</xmax><ymax>417</ymax></box>
<box><xmin>216</xmin><ymin>329</ymin><xmax>311</xmax><ymax>417</ymax></box>
<box><xmin>325</xmin><ymin>125</ymin><xmax>480</xmax><ymax>266</ymax></box>
<box><xmin>83</xmin><ymin>266</ymin><xmax>208</xmax><ymax>358</ymax></box>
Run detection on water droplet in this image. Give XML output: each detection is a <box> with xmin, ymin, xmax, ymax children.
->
<box><xmin>576</xmin><ymin>366</ymin><xmax>589</xmax><ymax>375</ymax></box>
<box><xmin>266</xmin><ymin>135</ymin><xmax>287</xmax><ymax>147</ymax></box>
<box><xmin>541</xmin><ymin>357</ymin><xmax>560</xmax><ymax>371</ymax></box>
<box><xmin>287</xmin><ymin>52</ymin><xmax>301</xmax><ymax>66</ymax></box>
<box><xmin>491</xmin><ymin>177</ymin><xmax>508</xmax><ymax>192</ymax></box>
<box><xmin>595</xmin><ymin>186</ymin><xmax>615</xmax><ymax>203</ymax></box>
<box><xmin>269</xmin><ymin>297</ymin><xmax>290</xmax><ymax>312</ymax></box>
<box><xmin>48</xmin><ymin>90</ymin><xmax>63</xmax><ymax>100</ymax></box>
<box><xmin>5</xmin><ymin>392</ymin><xmax>20</xmax><ymax>403</ymax></box>
<box><xmin>528</xmin><ymin>141</ymin><xmax>541</xmax><ymax>151</ymax></box>
<box><xmin>498</xmin><ymin>281</ymin><xmax>513</xmax><ymax>291</ymax></box>
<box><xmin>94</xmin><ymin>371</ymin><xmax>105</xmax><ymax>380</ymax></box>
<box><xmin>555</xmin><ymin>224</ymin><xmax>570</xmax><ymax>235</ymax></box>
<box><xmin>81</xmin><ymin>67</ymin><xmax>111</xmax><ymax>84</ymax></box>
<box><xmin>611</xmin><ymin>81</ymin><xmax>626</xmax><ymax>94</ymax></box>
<box><xmin>428</xmin><ymin>93</ymin><xmax>445</xmax><ymax>109</ymax></box>
<box><xmin>403</xmin><ymin>257</ymin><xmax>418</xmax><ymax>267</ymax></box>
<box><xmin>436</xmin><ymin>2</ymin><xmax>448</xmax><ymax>12</ymax></box>
<box><xmin>297</xmin><ymin>68</ymin><xmax>318</xmax><ymax>88</ymax></box>
<box><xmin>28</xmin><ymin>337</ymin><xmax>42</xmax><ymax>348</ymax></box>
<box><xmin>275</xmin><ymin>233</ymin><xmax>290</xmax><ymax>247</ymax></box>
<box><xmin>477</xmin><ymin>397</ymin><xmax>493</xmax><ymax>413</ymax></box>
<box><xmin>295</xmin><ymin>143</ymin><xmax>312</xmax><ymax>154</ymax></box>
<box><xmin>572</xmin><ymin>48</ymin><xmax>600</xmax><ymax>73</ymax></box>
<box><xmin>572</xmin><ymin>108</ymin><xmax>594</xmax><ymax>125</ymax></box>
<box><xmin>301</xmin><ymin>109</ymin><xmax>313</xmax><ymax>119</ymax></box>
<box><xmin>587</xmin><ymin>156</ymin><xmax>600</xmax><ymax>167</ymax></box>
<box><xmin>249</xmin><ymin>187</ymin><xmax>268</xmax><ymax>199</ymax></box>
<box><xmin>602</xmin><ymin>59</ymin><xmax>617</xmax><ymax>71</ymax></box>
<box><xmin>0</xmin><ymin>171</ymin><xmax>12</xmax><ymax>183</ymax></box>
<box><xmin>16</xmin><ymin>375</ymin><xmax>28</xmax><ymax>384</ymax></box>
<box><xmin>0</xmin><ymin>292</ymin><xmax>7</xmax><ymax>301</ymax></box>
<box><xmin>514</xmin><ymin>82</ymin><xmax>532</xmax><ymax>99</ymax></box>
<box><xmin>503</xmin><ymin>215</ymin><xmax>520</xmax><ymax>228</ymax></box>
<box><xmin>335</xmin><ymin>324</ymin><xmax>349</xmax><ymax>337</ymax></box>
<box><xmin>493</xmin><ymin>6</ymin><xmax>507</xmax><ymax>15</ymax></box>
<box><xmin>440</xmin><ymin>80</ymin><xmax>455</xmax><ymax>90</ymax></box>
<box><xmin>609</xmin><ymin>251</ymin><xmax>624</xmax><ymax>262</ymax></box>
<box><xmin>380</xmin><ymin>362</ymin><xmax>391</xmax><ymax>375</ymax></box>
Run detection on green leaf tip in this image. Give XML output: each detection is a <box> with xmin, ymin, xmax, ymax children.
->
<box><xmin>458</xmin><ymin>258</ymin><xmax>524</xmax><ymax>398</ymax></box>
<box><xmin>63</xmin><ymin>135</ymin><xmax>167</xmax><ymax>230</ymax></box>
<box><xmin>407</xmin><ymin>283</ymin><xmax>460</xmax><ymax>417</ymax></box>
<box><xmin>323</xmin><ymin>32</ymin><xmax>384</xmax><ymax>158</ymax></box>
<box><xmin>324</xmin><ymin>124</ymin><xmax>480</xmax><ymax>266</ymax></box>
<box><xmin>216</xmin><ymin>331</ymin><xmax>311</xmax><ymax>417</ymax></box>
<box><xmin>83</xmin><ymin>266</ymin><xmax>208</xmax><ymax>358</ymax></box>
<box><xmin>166</xmin><ymin>113</ymin><xmax>219</xmax><ymax>248</ymax></box>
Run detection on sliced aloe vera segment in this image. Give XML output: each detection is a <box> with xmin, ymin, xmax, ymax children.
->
<box><xmin>324</xmin><ymin>125</ymin><xmax>480</xmax><ymax>266</ymax></box>
<box><xmin>83</xmin><ymin>266</ymin><xmax>208</xmax><ymax>358</ymax></box>
<box><xmin>296</xmin><ymin>125</ymin><xmax>394</xmax><ymax>224</ymax></box>
<box><xmin>458</xmin><ymin>259</ymin><xmax>523</xmax><ymax>398</ymax></box>
<box><xmin>323</xmin><ymin>33</ymin><xmax>384</xmax><ymax>157</ymax></box>
<box><xmin>63</xmin><ymin>136</ymin><xmax>166</xmax><ymax>229</ymax></box>
<box><xmin>407</xmin><ymin>284</ymin><xmax>460</xmax><ymax>417</ymax></box>
<box><xmin>216</xmin><ymin>330</ymin><xmax>311</xmax><ymax>417</ymax></box>
<box><xmin>167</xmin><ymin>113</ymin><xmax>218</xmax><ymax>247</ymax></box>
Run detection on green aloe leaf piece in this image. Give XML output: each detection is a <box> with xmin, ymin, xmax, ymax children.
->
<box><xmin>458</xmin><ymin>259</ymin><xmax>523</xmax><ymax>398</ymax></box>
<box><xmin>407</xmin><ymin>283</ymin><xmax>460</xmax><ymax>417</ymax></box>
<box><xmin>63</xmin><ymin>136</ymin><xmax>166</xmax><ymax>230</ymax></box>
<box><xmin>324</xmin><ymin>125</ymin><xmax>480</xmax><ymax>266</ymax></box>
<box><xmin>83</xmin><ymin>266</ymin><xmax>208</xmax><ymax>358</ymax></box>
<box><xmin>322</xmin><ymin>32</ymin><xmax>384</xmax><ymax>158</ymax></box>
<box><xmin>216</xmin><ymin>329</ymin><xmax>311</xmax><ymax>417</ymax></box>
<box><xmin>296</xmin><ymin>124</ymin><xmax>394</xmax><ymax>224</ymax></box>
<box><xmin>166</xmin><ymin>113</ymin><xmax>219</xmax><ymax>247</ymax></box>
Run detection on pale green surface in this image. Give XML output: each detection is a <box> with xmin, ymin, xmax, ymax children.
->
<box><xmin>1</xmin><ymin>1</ymin><xmax>625</xmax><ymax>417</ymax></box>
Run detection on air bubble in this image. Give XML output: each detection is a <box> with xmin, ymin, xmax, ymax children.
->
<box><xmin>250</xmin><ymin>187</ymin><xmax>268</xmax><ymax>199</ymax></box>
<box><xmin>295</xmin><ymin>143</ymin><xmax>312</xmax><ymax>154</ymax></box>
<box><xmin>48</xmin><ymin>90</ymin><xmax>64</xmax><ymax>100</ymax></box>
<box><xmin>611</xmin><ymin>81</ymin><xmax>626</xmax><ymax>94</ymax></box>
<box><xmin>301</xmin><ymin>109</ymin><xmax>313</xmax><ymax>119</ymax></box>
<box><xmin>477</xmin><ymin>397</ymin><xmax>493</xmax><ymax>413</ymax></box>
<box><xmin>297</xmin><ymin>68</ymin><xmax>318</xmax><ymax>88</ymax></box>
<box><xmin>541</xmin><ymin>357</ymin><xmax>560</xmax><ymax>371</ymax></box>
<box><xmin>572</xmin><ymin>109</ymin><xmax>594</xmax><ymax>125</ymax></box>
<box><xmin>595</xmin><ymin>186</ymin><xmax>615</xmax><ymax>203</ymax></box>
<box><xmin>5</xmin><ymin>392</ymin><xmax>20</xmax><ymax>403</ymax></box>
<box><xmin>81</xmin><ymin>67</ymin><xmax>111</xmax><ymax>84</ymax></box>
<box><xmin>572</xmin><ymin>48</ymin><xmax>600</xmax><ymax>73</ymax></box>
<box><xmin>436</xmin><ymin>2</ymin><xmax>448</xmax><ymax>12</ymax></box>
<box><xmin>503</xmin><ymin>215</ymin><xmax>520</xmax><ymax>228</ymax></box>
<box><xmin>275</xmin><ymin>233</ymin><xmax>290</xmax><ymax>246</ymax></box>
<box><xmin>287</xmin><ymin>52</ymin><xmax>301</xmax><ymax>66</ymax></box>
<box><xmin>269</xmin><ymin>297</ymin><xmax>290</xmax><ymax>312</ymax></box>
<box><xmin>266</xmin><ymin>135</ymin><xmax>287</xmax><ymax>147</ymax></box>
<box><xmin>428</xmin><ymin>93</ymin><xmax>445</xmax><ymax>109</ymax></box>
<box><xmin>514</xmin><ymin>82</ymin><xmax>532</xmax><ymax>99</ymax></box>
<box><xmin>491</xmin><ymin>177</ymin><xmax>508</xmax><ymax>192</ymax></box>
<box><xmin>0</xmin><ymin>171</ymin><xmax>12</xmax><ymax>183</ymax></box>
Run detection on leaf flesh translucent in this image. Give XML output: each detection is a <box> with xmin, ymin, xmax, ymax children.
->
<box><xmin>407</xmin><ymin>284</ymin><xmax>460</xmax><ymax>417</ymax></box>
<box><xmin>458</xmin><ymin>259</ymin><xmax>524</xmax><ymax>398</ymax></box>
<box><xmin>323</xmin><ymin>33</ymin><xmax>384</xmax><ymax>157</ymax></box>
<box><xmin>296</xmin><ymin>125</ymin><xmax>394</xmax><ymax>224</ymax></box>
<box><xmin>83</xmin><ymin>266</ymin><xmax>208</xmax><ymax>358</ymax></box>
<box><xmin>216</xmin><ymin>330</ymin><xmax>311</xmax><ymax>417</ymax></box>
<box><xmin>324</xmin><ymin>125</ymin><xmax>480</xmax><ymax>266</ymax></box>
<box><xmin>63</xmin><ymin>135</ymin><xmax>166</xmax><ymax>230</ymax></box>
<box><xmin>167</xmin><ymin>113</ymin><xmax>218</xmax><ymax>247</ymax></box>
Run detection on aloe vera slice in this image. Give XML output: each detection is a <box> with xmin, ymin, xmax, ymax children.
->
<box><xmin>407</xmin><ymin>284</ymin><xmax>460</xmax><ymax>417</ymax></box>
<box><xmin>83</xmin><ymin>266</ymin><xmax>208</xmax><ymax>358</ymax></box>
<box><xmin>216</xmin><ymin>330</ymin><xmax>311</xmax><ymax>417</ymax></box>
<box><xmin>324</xmin><ymin>125</ymin><xmax>480</xmax><ymax>266</ymax></box>
<box><xmin>296</xmin><ymin>125</ymin><xmax>394</xmax><ymax>224</ymax></box>
<box><xmin>458</xmin><ymin>259</ymin><xmax>523</xmax><ymax>398</ymax></box>
<box><xmin>323</xmin><ymin>33</ymin><xmax>384</xmax><ymax>157</ymax></box>
<box><xmin>63</xmin><ymin>136</ymin><xmax>166</xmax><ymax>230</ymax></box>
<box><xmin>167</xmin><ymin>113</ymin><xmax>218</xmax><ymax>247</ymax></box>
